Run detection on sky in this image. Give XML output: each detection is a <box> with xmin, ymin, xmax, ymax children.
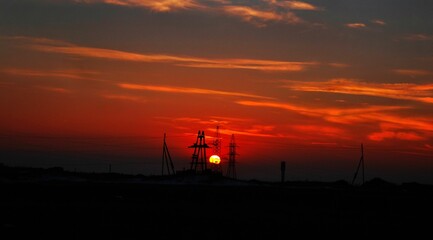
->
<box><xmin>1</xmin><ymin>0</ymin><xmax>432</xmax><ymax>184</ymax></box>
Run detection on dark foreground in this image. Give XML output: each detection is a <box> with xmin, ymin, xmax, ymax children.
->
<box><xmin>1</xmin><ymin>167</ymin><xmax>433</xmax><ymax>239</ymax></box>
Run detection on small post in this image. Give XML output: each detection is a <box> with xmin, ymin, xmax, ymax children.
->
<box><xmin>281</xmin><ymin>161</ymin><xmax>286</xmax><ymax>183</ymax></box>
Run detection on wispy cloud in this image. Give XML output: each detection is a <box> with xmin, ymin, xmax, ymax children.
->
<box><xmin>36</xmin><ymin>86</ymin><xmax>72</xmax><ymax>93</ymax></box>
<box><xmin>371</xmin><ymin>19</ymin><xmax>386</xmax><ymax>26</ymax></box>
<box><xmin>102</xmin><ymin>94</ymin><xmax>147</xmax><ymax>103</ymax></box>
<box><xmin>74</xmin><ymin>0</ymin><xmax>323</xmax><ymax>27</ymax></box>
<box><xmin>292</xmin><ymin>125</ymin><xmax>346</xmax><ymax>138</ymax></box>
<box><xmin>345</xmin><ymin>23</ymin><xmax>367</xmax><ymax>29</ymax></box>
<box><xmin>283</xmin><ymin>79</ymin><xmax>433</xmax><ymax>104</ymax></box>
<box><xmin>74</xmin><ymin>0</ymin><xmax>205</xmax><ymax>12</ymax></box>
<box><xmin>236</xmin><ymin>100</ymin><xmax>406</xmax><ymax>122</ymax></box>
<box><xmin>403</xmin><ymin>34</ymin><xmax>433</xmax><ymax>41</ymax></box>
<box><xmin>118</xmin><ymin>83</ymin><xmax>273</xmax><ymax>99</ymax></box>
<box><xmin>369</xmin><ymin>131</ymin><xmax>425</xmax><ymax>141</ymax></box>
<box><xmin>392</xmin><ymin>69</ymin><xmax>433</xmax><ymax>77</ymax></box>
<box><xmin>211</xmin><ymin>127</ymin><xmax>277</xmax><ymax>138</ymax></box>
<box><xmin>236</xmin><ymin>99</ymin><xmax>433</xmax><ymax>140</ymax></box>
<box><xmin>266</xmin><ymin>0</ymin><xmax>321</xmax><ymax>11</ymax></box>
<box><xmin>222</xmin><ymin>5</ymin><xmax>302</xmax><ymax>26</ymax></box>
<box><xmin>23</xmin><ymin>37</ymin><xmax>314</xmax><ymax>72</ymax></box>
<box><xmin>1</xmin><ymin>68</ymin><xmax>100</xmax><ymax>81</ymax></box>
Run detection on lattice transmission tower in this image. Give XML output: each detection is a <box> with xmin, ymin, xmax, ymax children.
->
<box><xmin>226</xmin><ymin>134</ymin><xmax>238</xmax><ymax>179</ymax></box>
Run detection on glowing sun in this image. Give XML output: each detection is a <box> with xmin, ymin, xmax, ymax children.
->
<box><xmin>209</xmin><ymin>155</ymin><xmax>221</xmax><ymax>165</ymax></box>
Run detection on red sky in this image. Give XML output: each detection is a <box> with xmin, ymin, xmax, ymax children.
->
<box><xmin>1</xmin><ymin>0</ymin><xmax>432</xmax><ymax>183</ymax></box>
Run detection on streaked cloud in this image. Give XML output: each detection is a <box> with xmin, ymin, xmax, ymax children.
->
<box><xmin>392</xmin><ymin>69</ymin><xmax>433</xmax><ymax>77</ymax></box>
<box><xmin>369</xmin><ymin>131</ymin><xmax>425</xmax><ymax>141</ymax></box>
<box><xmin>403</xmin><ymin>34</ymin><xmax>433</xmax><ymax>41</ymax></box>
<box><xmin>371</xmin><ymin>19</ymin><xmax>386</xmax><ymax>26</ymax></box>
<box><xmin>345</xmin><ymin>23</ymin><xmax>367</xmax><ymax>29</ymax></box>
<box><xmin>292</xmin><ymin>125</ymin><xmax>345</xmax><ymax>138</ymax></box>
<box><xmin>118</xmin><ymin>83</ymin><xmax>273</xmax><ymax>99</ymax></box>
<box><xmin>73</xmin><ymin>0</ymin><xmax>322</xmax><ymax>26</ymax></box>
<box><xmin>236</xmin><ymin>100</ymin><xmax>406</xmax><ymax>122</ymax></box>
<box><xmin>283</xmin><ymin>79</ymin><xmax>433</xmax><ymax>104</ymax></box>
<box><xmin>266</xmin><ymin>0</ymin><xmax>320</xmax><ymax>11</ymax></box>
<box><xmin>212</xmin><ymin>127</ymin><xmax>277</xmax><ymax>138</ymax></box>
<box><xmin>23</xmin><ymin>37</ymin><xmax>314</xmax><ymax>72</ymax></box>
<box><xmin>236</xmin><ymin>98</ymin><xmax>433</xmax><ymax>134</ymax></box>
<box><xmin>102</xmin><ymin>94</ymin><xmax>147</xmax><ymax>103</ymax></box>
<box><xmin>1</xmin><ymin>68</ymin><xmax>100</xmax><ymax>81</ymax></box>
<box><xmin>222</xmin><ymin>5</ymin><xmax>302</xmax><ymax>26</ymax></box>
<box><xmin>36</xmin><ymin>86</ymin><xmax>72</xmax><ymax>93</ymax></box>
<box><xmin>74</xmin><ymin>0</ymin><xmax>205</xmax><ymax>12</ymax></box>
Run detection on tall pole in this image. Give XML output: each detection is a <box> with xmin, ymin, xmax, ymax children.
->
<box><xmin>162</xmin><ymin>133</ymin><xmax>175</xmax><ymax>176</ymax></box>
<box><xmin>281</xmin><ymin>161</ymin><xmax>286</xmax><ymax>183</ymax></box>
<box><xmin>352</xmin><ymin>143</ymin><xmax>364</xmax><ymax>185</ymax></box>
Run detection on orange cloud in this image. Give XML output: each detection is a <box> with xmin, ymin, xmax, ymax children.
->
<box><xmin>371</xmin><ymin>19</ymin><xmax>386</xmax><ymax>26</ymax></box>
<box><xmin>36</xmin><ymin>86</ymin><xmax>72</xmax><ymax>93</ymax></box>
<box><xmin>363</xmin><ymin>114</ymin><xmax>433</xmax><ymax>133</ymax></box>
<box><xmin>267</xmin><ymin>0</ymin><xmax>320</xmax><ymax>11</ymax></box>
<box><xmin>236</xmin><ymin>99</ymin><xmax>433</xmax><ymax>143</ymax></box>
<box><xmin>369</xmin><ymin>131</ymin><xmax>425</xmax><ymax>141</ymax></box>
<box><xmin>292</xmin><ymin>125</ymin><xmax>345</xmax><ymax>137</ymax></box>
<box><xmin>25</xmin><ymin>37</ymin><xmax>313</xmax><ymax>72</ymax></box>
<box><xmin>179</xmin><ymin>58</ymin><xmax>315</xmax><ymax>71</ymax></box>
<box><xmin>223</xmin><ymin>5</ymin><xmax>302</xmax><ymax>26</ymax></box>
<box><xmin>283</xmin><ymin>79</ymin><xmax>433</xmax><ymax>104</ymax></box>
<box><xmin>392</xmin><ymin>69</ymin><xmax>433</xmax><ymax>76</ymax></box>
<box><xmin>1</xmin><ymin>68</ymin><xmax>99</xmax><ymax>81</ymax></box>
<box><xmin>210</xmin><ymin>127</ymin><xmax>277</xmax><ymax>138</ymax></box>
<box><xmin>71</xmin><ymin>0</ymin><xmax>324</xmax><ymax>27</ymax></box>
<box><xmin>75</xmin><ymin>0</ymin><xmax>204</xmax><ymax>12</ymax></box>
<box><xmin>236</xmin><ymin>100</ymin><xmax>406</xmax><ymax>123</ymax></box>
<box><xmin>102</xmin><ymin>94</ymin><xmax>147</xmax><ymax>103</ymax></box>
<box><xmin>345</xmin><ymin>23</ymin><xmax>366</xmax><ymax>29</ymax></box>
<box><xmin>403</xmin><ymin>34</ymin><xmax>433</xmax><ymax>41</ymax></box>
<box><xmin>118</xmin><ymin>83</ymin><xmax>273</xmax><ymax>99</ymax></box>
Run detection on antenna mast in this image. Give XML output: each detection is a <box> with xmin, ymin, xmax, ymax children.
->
<box><xmin>161</xmin><ymin>133</ymin><xmax>175</xmax><ymax>176</ymax></box>
<box><xmin>351</xmin><ymin>143</ymin><xmax>365</xmax><ymax>185</ymax></box>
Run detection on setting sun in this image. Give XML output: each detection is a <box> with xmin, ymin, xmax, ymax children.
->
<box><xmin>209</xmin><ymin>155</ymin><xmax>221</xmax><ymax>165</ymax></box>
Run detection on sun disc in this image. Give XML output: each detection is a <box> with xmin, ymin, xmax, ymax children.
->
<box><xmin>209</xmin><ymin>155</ymin><xmax>221</xmax><ymax>165</ymax></box>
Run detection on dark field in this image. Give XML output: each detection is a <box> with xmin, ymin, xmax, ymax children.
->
<box><xmin>1</xmin><ymin>166</ymin><xmax>433</xmax><ymax>239</ymax></box>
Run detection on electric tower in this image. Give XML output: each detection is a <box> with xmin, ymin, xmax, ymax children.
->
<box><xmin>211</xmin><ymin>125</ymin><xmax>222</xmax><ymax>173</ymax></box>
<box><xmin>189</xmin><ymin>130</ymin><xmax>209</xmax><ymax>173</ymax></box>
<box><xmin>226</xmin><ymin>134</ymin><xmax>237</xmax><ymax>179</ymax></box>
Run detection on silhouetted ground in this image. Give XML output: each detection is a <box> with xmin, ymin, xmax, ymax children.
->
<box><xmin>1</xmin><ymin>164</ymin><xmax>432</xmax><ymax>239</ymax></box>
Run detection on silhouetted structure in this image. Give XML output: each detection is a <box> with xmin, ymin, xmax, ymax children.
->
<box><xmin>211</xmin><ymin>125</ymin><xmax>223</xmax><ymax>173</ymax></box>
<box><xmin>226</xmin><ymin>134</ymin><xmax>237</xmax><ymax>179</ymax></box>
<box><xmin>189</xmin><ymin>130</ymin><xmax>209</xmax><ymax>173</ymax></box>
<box><xmin>352</xmin><ymin>143</ymin><xmax>365</xmax><ymax>185</ymax></box>
<box><xmin>212</xmin><ymin>125</ymin><xmax>222</xmax><ymax>156</ymax></box>
<box><xmin>161</xmin><ymin>133</ymin><xmax>175</xmax><ymax>176</ymax></box>
<box><xmin>281</xmin><ymin>161</ymin><xmax>286</xmax><ymax>183</ymax></box>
